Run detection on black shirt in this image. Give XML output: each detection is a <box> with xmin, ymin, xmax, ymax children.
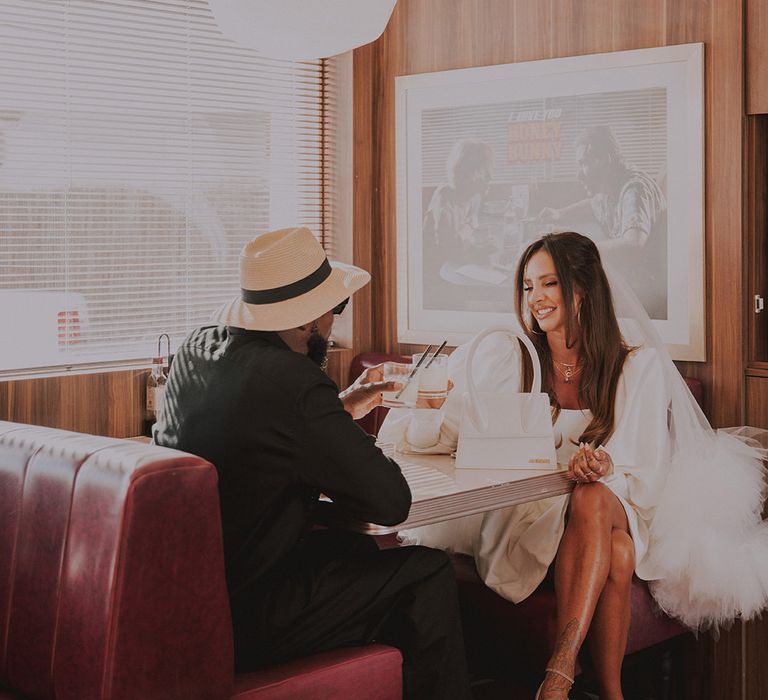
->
<box><xmin>154</xmin><ymin>325</ymin><xmax>411</xmax><ymax>596</ymax></box>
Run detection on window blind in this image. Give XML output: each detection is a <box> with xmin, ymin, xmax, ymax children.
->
<box><xmin>0</xmin><ymin>0</ymin><xmax>328</xmax><ymax>373</ymax></box>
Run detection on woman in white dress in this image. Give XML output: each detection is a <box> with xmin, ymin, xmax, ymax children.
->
<box><xmin>379</xmin><ymin>231</ymin><xmax>768</xmax><ymax>700</ymax></box>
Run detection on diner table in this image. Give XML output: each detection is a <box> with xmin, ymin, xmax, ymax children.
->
<box><xmin>328</xmin><ymin>448</ymin><xmax>575</xmax><ymax>535</ymax></box>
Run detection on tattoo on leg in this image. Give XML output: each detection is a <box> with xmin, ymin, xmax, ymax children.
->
<box><xmin>540</xmin><ymin>619</ymin><xmax>581</xmax><ymax>697</ymax></box>
<box><xmin>552</xmin><ymin>618</ymin><xmax>581</xmax><ymax>670</ymax></box>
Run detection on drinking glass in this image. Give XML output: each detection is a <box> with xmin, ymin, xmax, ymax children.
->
<box><xmin>411</xmin><ymin>352</ymin><xmax>449</xmax><ymax>401</ymax></box>
<box><xmin>382</xmin><ymin>362</ymin><xmax>418</xmax><ymax>408</ymax></box>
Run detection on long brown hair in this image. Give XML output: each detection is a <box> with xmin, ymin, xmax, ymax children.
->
<box><xmin>514</xmin><ymin>231</ymin><xmax>633</xmax><ymax>446</ymax></box>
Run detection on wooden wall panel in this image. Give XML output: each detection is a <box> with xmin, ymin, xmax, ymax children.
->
<box><xmin>747</xmin><ymin>0</ymin><xmax>768</xmax><ymax>114</ymax></box>
<box><xmin>671</xmin><ymin>0</ymin><xmax>744</xmax><ymax>430</ymax></box>
<box><xmin>352</xmin><ymin>42</ymin><xmax>378</xmax><ymax>355</ymax></box>
<box><xmin>512</xmin><ymin>0</ymin><xmax>554</xmax><ymax>62</ymax></box>
<box><xmin>746</xmin><ymin>617</ymin><xmax>768</xmax><ymax>700</ymax></box>
<box><xmin>326</xmin><ymin>347</ymin><xmax>353</xmax><ymax>389</ymax></box>
<box><xmin>744</xmin><ymin>374</ymin><xmax>768</xmax><ymax>700</ymax></box>
<box><xmin>745</xmin><ymin>373</ymin><xmax>768</xmax><ymax>518</ymax></box>
<box><xmin>747</xmin><ymin>117</ymin><xmax>768</xmax><ymax>363</ymax></box>
<box><xmin>612</xmin><ymin>0</ymin><xmax>665</xmax><ymax>50</ymax></box>
<box><xmin>746</xmin><ymin>374</ymin><xmax>768</xmax><ymax>428</ymax></box>
<box><xmin>552</xmin><ymin>0</ymin><xmax>614</xmax><ymax>57</ymax></box>
<box><xmin>665</xmin><ymin>0</ymin><xmax>709</xmax><ymax>44</ymax></box>
<box><xmin>0</xmin><ymin>370</ymin><xmax>144</xmax><ymax>437</ymax></box>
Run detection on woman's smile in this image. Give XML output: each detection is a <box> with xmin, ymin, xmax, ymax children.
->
<box><xmin>533</xmin><ymin>305</ymin><xmax>556</xmax><ymax>319</ymax></box>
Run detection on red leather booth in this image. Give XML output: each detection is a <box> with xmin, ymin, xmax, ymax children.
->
<box><xmin>0</xmin><ymin>420</ymin><xmax>402</xmax><ymax>700</ymax></box>
<box><xmin>350</xmin><ymin>352</ymin><xmax>694</xmax><ymax>684</ymax></box>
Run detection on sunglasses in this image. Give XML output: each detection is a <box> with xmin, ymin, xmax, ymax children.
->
<box><xmin>332</xmin><ymin>297</ymin><xmax>350</xmax><ymax>315</ymax></box>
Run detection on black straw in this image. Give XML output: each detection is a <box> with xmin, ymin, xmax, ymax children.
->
<box><xmin>394</xmin><ymin>344</ymin><xmax>433</xmax><ymax>399</ymax></box>
<box><xmin>423</xmin><ymin>340</ymin><xmax>447</xmax><ymax>369</ymax></box>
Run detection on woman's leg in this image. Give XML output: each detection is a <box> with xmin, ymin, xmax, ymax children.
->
<box><xmin>538</xmin><ymin>482</ymin><xmax>630</xmax><ymax>700</ymax></box>
<box><xmin>588</xmin><ymin>529</ymin><xmax>635</xmax><ymax>700</ymax></box>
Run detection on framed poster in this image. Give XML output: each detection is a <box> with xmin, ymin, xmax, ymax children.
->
<box><xmin>396</xmin><ymin>43</ymin><xmax>704</xmax><ymax>360</ymax></box>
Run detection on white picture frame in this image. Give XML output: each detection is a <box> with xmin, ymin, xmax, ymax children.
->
<box><xmin>396</xmin><ymin>43</ymin><xmax>705</xmax><ymax>361</ymax></box>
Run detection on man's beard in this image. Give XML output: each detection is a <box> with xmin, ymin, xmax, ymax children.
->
<box><xmin>306</xmin><ymin>330</ymin><xmax>329</xmax><ymax>370</ymax></box>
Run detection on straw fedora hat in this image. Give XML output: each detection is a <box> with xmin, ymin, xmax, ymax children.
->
<box><xmin>211</xmin><ymin>227</ymin><xmax>370</xmax><ymax>331</ymax></box>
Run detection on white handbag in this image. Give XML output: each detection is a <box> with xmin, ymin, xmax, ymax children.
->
<box><xmin>455</xmin><ymin>326</ymin><xmax>558</xmax><ymax>470</ymax></box>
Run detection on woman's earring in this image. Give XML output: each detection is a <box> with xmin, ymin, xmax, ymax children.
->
<box><xmin>575</xmin><ymin>299</ymin><xmax>584</xmax><ymax>326</ymax></box>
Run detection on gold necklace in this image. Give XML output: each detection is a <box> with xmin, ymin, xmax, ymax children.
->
<box><xmin>553</xmin><ymin>359</ymin><xmax>582</xmax><ymax>384</ymax></box>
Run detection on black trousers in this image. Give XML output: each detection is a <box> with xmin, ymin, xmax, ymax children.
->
<box><xmin>230</xmin><ymin>529</ymin><xmax>472</xmax><ymax>700</ymax></box>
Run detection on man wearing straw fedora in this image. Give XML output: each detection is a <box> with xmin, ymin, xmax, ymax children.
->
<box><xmin>154</xmin><ymin>227</ymin><xmax>472</xmax><ymax>700</ymax></box>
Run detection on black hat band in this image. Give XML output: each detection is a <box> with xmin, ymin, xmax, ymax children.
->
<box><xmin>241</xmin><ymin>258</ymin><xmax>332</xmax><ymax>305</ymax></box>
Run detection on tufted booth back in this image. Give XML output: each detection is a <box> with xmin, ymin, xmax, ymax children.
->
<box><xmin>0</xmin><ymin>420</ymin><xmax>233</xmax><ymax>700</ymax></box>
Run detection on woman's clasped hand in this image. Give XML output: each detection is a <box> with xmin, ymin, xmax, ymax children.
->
<box><xmin>567</xmin><ymin>443</ymin><xmax>613</xmax><ymax>482</ymax></box>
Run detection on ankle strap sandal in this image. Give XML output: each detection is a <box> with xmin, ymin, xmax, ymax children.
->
<box><xmin>534</xmin><ymin>667</ymin><xmax>574</xmax><ymax>700</ymax></box>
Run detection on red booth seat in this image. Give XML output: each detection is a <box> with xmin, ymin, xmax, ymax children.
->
<box><xmin>0</xmin><ymin>420</ymin><xmax>402</xmax><ymax>700</ymax></box>
<box><xmin>350</xmin><ymin>352</ymin><xmax>693</xmax><ymax>678</ymax></box>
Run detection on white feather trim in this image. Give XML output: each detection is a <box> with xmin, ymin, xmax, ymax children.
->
<box><xmin>647</xmin><ymin>429</ymin><xmax>768</xmax><ymax>629</ymax></box>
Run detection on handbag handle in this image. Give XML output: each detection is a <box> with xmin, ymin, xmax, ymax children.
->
<box><xmin>464</xmin><ymin>326</ymin><xmax>543</xmax><ymax>432</ymax></box>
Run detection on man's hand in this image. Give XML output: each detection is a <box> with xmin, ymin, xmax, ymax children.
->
<box><xmin>339</xmin><ymin>363</ymin><xmax>395</xmax><ymax>420</ymax></box>
<box><xmin>339</xmin><ymin>362</ymin><xmax>453</xmax><ymax>419</ymax></box>
<box><xmin>340</xmin><ymin>379</ymin><xmax>399</xmax><ymax>420</ymax></box>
